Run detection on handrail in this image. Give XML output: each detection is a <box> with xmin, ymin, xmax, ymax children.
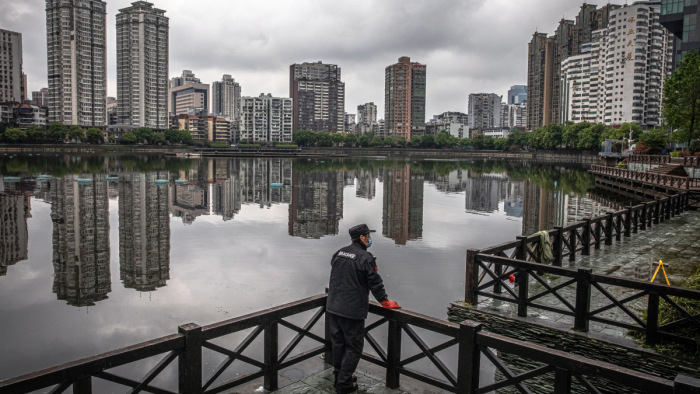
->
<box><xmin>464</xmin><ymin>191</ymin><xmax>698</xmax><ymax>346</ymax></box>
<box><xmin>2</xmin><ymin>293</ymin><xmax>699</xmax><ymax>393</ymax></box>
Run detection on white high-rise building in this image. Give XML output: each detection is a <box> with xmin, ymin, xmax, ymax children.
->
<box><xmin>46</xmin><ymin>0</ymin><xmax>107</xmax><ymax>126</ymax></box>
<box><xmin>0</xmin><ymin>29</ymin><xmax>24</xmax><ymax>103</ymax></box>
<box><xmin>560</xmin><ymin>1</ymin><xmax>673</xmax><ymax>127</ymax></box>
<box><xmin>212</xmin><ymin>74</ymin><xmax>241</xmax><ymax>121</ymax></box>
<box><xmin>169</xmin><ymin>70</ymin><xmax>200</xmax><ymax>88</ymax></box>
<box><xmin>502</xmin><ymin>103</ymin><xmax>528</xmax><ymax>128</ymax></box>
<box><xmin>116</xmin><ymin>1</ymin><xmax>169</xmax><ymax>129</ymax></box>
<box><xmin>468</xmin><ymin>93</ymin><xmax>502</xmax><ymax>130</ymax></box>
<box><xmin>239</xmin><ymin>94</ymin><xmax>293</xmax><ymax>143</ymax></box>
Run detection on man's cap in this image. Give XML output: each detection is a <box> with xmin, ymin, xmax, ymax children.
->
<box><xmin>349</xmin><ymin>223</ymin><xmax>376</xmax><ymax>240</ymax></box>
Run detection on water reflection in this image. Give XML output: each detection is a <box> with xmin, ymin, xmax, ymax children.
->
<box><xmin>49</xmin><ymin>174</ymin><xmax>111</xmax><ymax>306</ymax></box>
<box><xmin>1</xmin><ymin>154</ymin><xmax>642</xmax><ymax>380</ymax></box>
<box><xmin>118</xmin><ymin>172</ymin><xmax>170</xmax><ymax>292</ymax></box>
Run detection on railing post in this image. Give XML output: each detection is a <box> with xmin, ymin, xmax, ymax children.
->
<box><xmin>554</xmin><ymin>367</ymin><xmax>572</xmax><ymax>394</ymax></box>
<box><xmin>465</xmin><ymin>249</ymin><xmax>479</xmax><ymax>305</ymax></box>
<box><xmin>574</xmin><ymin>268</ymin><xmax>592</xmax><ymax>332</ymax></box>
<box><xmin>646</xmin><ymin>292</ymin><xmax>660</xmax><ymax>346</ymax></box>
<box><xmin>264</xmin><ymin>320</ymin><xmax>279</xmax><ymax>391</ymax></box>
<box><xmin>386</xmin><ymin>317</ymin><xmax>402</xmax><ymax>389</ymax></box>
<box><xmin>178</xmin><ymin>323</ymin><xmax>203</xmax><ymax>394</ymax></box>
<box><xmin>675</xmin><ymin>194</ymin><xmax>682</xmax><ymax>215</ymax></box>
<box><xmin>654</xmin><ymin>199</ymin><xmax>660</xmax><ymax>224</ymax></box>
<box><xmin>674</xmin><ymin>374</ymin><xmax>700</xmax><ymax>393</ymax></box>
<box><xmin>640</xmin><ymin>203</ymin><xmax>647</xmax><ymax>231</ymax></box>
<box><xmin>515</xmin><ymin>236</ymin><xmax>527</xmax><ymax>260</ymax></box>
<box><xmin>517</xmin><ymin>268</ymin><xmax>529</xmax><ymax>317</ymax></box>
<box><xmin>582</xmin><ymin>219</ymin><xmax>591</xmax><ymax>256</ymax></box>
<box><xmin>457</xmin><ymin>321</ymin><xmax>482</xmax><ymax>394</ymax></box>
<box><xmin>324</xmin><ymin>289</ymin><xmax>332</xmax><ymax>364</ymax></box>
<box><xmin>605</xmin><ymin>212</ymin><xmax>614</xmax><ymax>245</ymax></box>
<box><xmin>624</xmin><ymin>207</ymin><xmax>632</xmax><ymax>237</ymax></box>
<box><xmin>73</xmin><ymin>376</ymin><xmax>92</xmax><ymax>394</ymax></box>
<box><xmin>594</xmin><ymin>219</ymin><xmax>602</xmax><ymax>250</ymax></box>
<box><xmin>569</xmin><ymin>227</ymin><xmax>577</xmax><ymax>262</ymax></box>
<box><xmin>615</xmin><ymin>212</ymin><xmax>622</xmax><ymax>242</ymax></box>
<box><xmin>553</xmin><ymin>227</ymin><xmax>563</xmax><ymax>266</ymax></box>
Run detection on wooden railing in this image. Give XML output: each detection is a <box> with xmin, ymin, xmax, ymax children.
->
<box><xmin>2</xmin><ymin>294</ymin><xmax>699</xmax><ymax>393</ymax></box>
<box><xmin>627</xmin><ymin>155</ymin><xmax>700</xmax><ymax>167</ymax></box>
<box><xmin>465</xmin><ymin>192</ymin><xmax>699</xmax><ymax>346</ymax></box>
<box><xmin>591</xmin><ymin>165</ymin><xmax>700</xmax><ymax>190</ymax></box>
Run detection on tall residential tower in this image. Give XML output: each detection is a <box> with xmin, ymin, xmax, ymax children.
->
<box><xmin>0</xmin><ymin>29</ymin><xmax>24</xmax><ymax>103</ymax></box>
<box><xmin>46</xmin><ymin>0</ymin><xmax>107</xmax><ymax>126</ymax></box>
<box><xmin>384</xmin><ymin>57</ymin><xmax>427</xmax><ymax>140</ymax></box>
<box><xmin>289</xmin><ymin>61</ymin><xmax>345</xmax><ymax>133</ymax></box>
<box><xmin>116</xmin><ymin>1</ymin><xmax>169</xmax><ymax>129</ymax></box>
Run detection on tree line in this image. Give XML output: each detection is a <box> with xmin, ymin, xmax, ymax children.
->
<box><xmin>0</xmin><ymin>123</ymin><xmax>194</xmax><ymax>145</ymax></box>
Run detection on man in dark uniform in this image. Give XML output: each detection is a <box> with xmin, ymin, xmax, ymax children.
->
<box><xmin>326</xmin><ymin>223</ymin><xmax>401</xmax><ymax>394</ymax></box>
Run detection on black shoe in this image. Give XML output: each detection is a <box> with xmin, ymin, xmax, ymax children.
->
<box><xmin>335</xmin><ymin>382</ymin><xmax>358</xmax><ymax>394</ymax></box>
<box><xmin>333</xmin><ymin>372</ymin><xmax>357</xmax><ymax>383</ymax></box>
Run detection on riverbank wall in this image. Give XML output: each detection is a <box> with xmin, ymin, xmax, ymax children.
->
<box><xmin>0</xmin><ymin>144</ymin><xmax>603</xmax><ymax>164</ymax></box>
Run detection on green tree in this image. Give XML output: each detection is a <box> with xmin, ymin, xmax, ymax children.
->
<box><xmin>577</xmin><ymin>123</ymin><xmax>606</xmax><ymax>150</ymax></box>
<box><xmin>331</xmin><ymin>132</ymin><xmax>345</xmax><ymax>146</ymax></box>
<box><xmin>663</xmin><ymin>50</ymin><xmax>700</xmax><ymax>145</ymax></box>
<box><xmin>458</xmin><ymin>137</ymin><xmax>472</xmax><ymax>149</ymax></box>
<box><xmin>562</xmin><ymin>122</ymin><xmax>590</xmax><ymax>148</ymax></box>
<box><xmin>4</xmin><ymin>127</ymin><xmax>27</xmax><ymax>142</ymax></box>
<box><xmin>396</xmin><ymin>137</ymin><xmax>408</xmax><ymax>148</ymax></box>
<box><xmin>68</xmin><ymin>125</ymin><xmax>84</xmax><ymax>141</ymax></box>
<box><xmin>638</xmin><ymin>128</ymin><xmax>668</xmax><ymax>153</ymax></box>
<box><xmin>25</xmin><ymin>125</ymin><xmax>45</xmax><ymax>143</ymax></box>
<box><xmin>152</xmin><ymin>133</ymin><xmax>166</xmax><ymax>144</ymax></box>
<box><xmin>85</xmin><ymin>128</ymin><xmax>104</xmax><ymax>144</ymax></box>
<box><xmin>358</xmin><ymin>134</ymin><xmax>371</xmax><ymax>147</ymax></box>
<box><xmin>47</xmin><ymin>122</ymin><xmax>67</xmax><ymax>143</ymax></box>
<box><xmin>494</xmin><ymin>137</ymin><xmax>509</xmax><ymax>151</ymax></box>
<box><xmin>0</xmin><ymin>122</ymin><xmax>8</xmax><ymax>141</ymax></box>
<box><xmin>383</xmin><ymin>135</ymin><xmax>397</xmax><ymax>147</ymax></box>
<box><xmin>541</xmin><ymin>123</ymin><xmax>563</xmax><ymax>149</ymax></box>
<box><xmin>370</xmin><ymin>135</ymin><xmax>383</xmax><ymax>147</ymax></box>
<box><xmin>421</xmin><ymin>134</ymin><xmax>435</xmax><ymax>148</ymax></box>
<box><xmin>135</xmin><ymin>127</ymin><xmax>154</xmax><ymax>143</ymax></box>
<box><xmin>508</xmin><ymin>129</ymin><xmax>530</xmax><ymax>148</ymax></box>
<box><xmin>344</xmin><ymin>133</ymin><xmax>358</xmax><ymax>147</ymax></box>
<box><xmin>122</xmin><ymin>131</ymin><xmax>137</xmax><ymax>144</ymax></box>
<box><xmin>435</xmin><ymin>131</ymin><xmax>457</xmax><ymax>148</ymax></box>
<box><xmin>409</xmin><ymin>135</ymin><xmax>422</xmax><ymax>148</ymax></box>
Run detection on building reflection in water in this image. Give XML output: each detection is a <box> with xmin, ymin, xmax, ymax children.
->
<box><xmin>212</xmin><ymin>159</ymin><xmax>241</xmax><ymax>221</ymax></box>
<box><xmin>118</xmin><ymin>172</ymin><xmax>170</xmax><ymax>292</ymax></box>
<box><xmin>0</xmin><ymin>180</ymin><xmax>30</xmax><ymax>276</ymax></box>
<box><xmin>356</xmin><ymin>168</ymin><xmax>378</xmax><ymax>200</ymax></box>
<box><xmin>170</xmin><ymin>163</ymin><xmax>208</xmax><ymax>224</ymax></box>
<box><xmin>289</xmin><ymin>169</ymin><xmax>343</xmax><ymax>239</ymax></box>
<box><xmin>240</xmin><ymin>158</ymin><xmax>292</xmax><ymax>209</ymax></box>
<box><xmin>382</xmin><ymin>164</ymin><xmax>423</xmax><ymax>245</ymax></box>
<box><xmin>49</xmin><ymin>174</ymin><xmax>111</xmax><ymax>307</ymax></box>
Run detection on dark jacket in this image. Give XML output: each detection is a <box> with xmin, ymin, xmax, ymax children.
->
<box><xmin>326</xmin><ymin>241</ymin><xmax>388</xmax><ymax>320</ymax></box>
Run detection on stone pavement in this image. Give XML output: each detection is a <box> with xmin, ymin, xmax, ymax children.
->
<box><xmin>480</xmin><ymin>210</ymin><xmax>700</xmax><ymax>341</ymax></box>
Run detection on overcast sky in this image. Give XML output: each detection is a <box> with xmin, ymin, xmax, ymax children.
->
<box><xmin>2</xmin><ymin>0</ymin><xmax>620</xmax><ymax>120</ymax></box>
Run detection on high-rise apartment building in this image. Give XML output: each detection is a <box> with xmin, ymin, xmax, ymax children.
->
<box><xmin>507</xmin><ymin>85</ymin><xmax>527</xmax><ymax>105</ymax></box>
<box><xmin>32</xmin><ymin>88</ymin><xmax>49</xmax><ymax>107</ymax></box>
<box><xmin>212</xmin><ymin>74</ymin><xmax>241</xmax><ymax>121</ymax></box>
<box><xmin>240</xmin><ymin>93</ymin><xmax>293</xmax><ymax>143</ymax></box>
<box><xmin>502</xmin><ymin>103</ymin><xmax>528</xmax><ymax>129</ymax></box>
<box><xmin>357</xmin><ymin>102</ymin><xmax>377</xmax><ymax>134</ymax></box>
<box><xmin>116</xmin><ymin>1</ymin><xmax>169</xmax><ymax>130</ymax></box>
<box><xmin>560</xmin><ymin>2</ymin><xmax>673</xmax><ymax>127</ymax></box>
<box><xmin>468</xmin><ymin>93</ymin><xmax>502</xmax><ymax>130</ymax></box>
<box><xmin>170</xmin><ymin>83</ymin><xmax>209</xmax><ymax>117</ymax></box>
<box><xmin>0</xmin><ymin>29</ymin><xmax>24</xmax><ymax>103</ymax></box>
<box><xmin>385</xmin><ymin>57</ymin><xmax>427</xmax><ymax>140</ymax></box>
<box><xmin>289</xmin><ymin>61</ymin><xmax>345</xmax><ymax>133</ymax></box>
<box><xmin>660</xmin><ymin>0</ymin><xmax>700</xmax><ymax>70</ymax></box>
<box><xmin>169</xmin><ymin>69</ymin><xmax>200</xmax><ymax>88</ymax></box>
<box><xmin>46</xmin><ymin>0</ymin><xmax>107</xmax><ymax>126</ymax></box>
<box><xmin>527</xmin><ymin>3</ymin><xmax>621</xmax><ymax>130</ymax></box>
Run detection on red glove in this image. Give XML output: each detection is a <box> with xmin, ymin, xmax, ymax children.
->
<box><xmin>381</xmin><ymin>299</ymin><xmax>401</xmax><ymax>309</ymax></box>
<box><xmin>508</xmin><ymin>274</ymin><xmax>515</xmax><ymax>283</ymax></box>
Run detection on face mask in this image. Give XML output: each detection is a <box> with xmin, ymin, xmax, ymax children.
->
<box><xmin>367</xmin><ymin>236</ymin><xmax>373</xmax><ymax>248</ymax></box>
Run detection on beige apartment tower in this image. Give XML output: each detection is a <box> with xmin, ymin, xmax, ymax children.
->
<box><xmin>0</xmin><ymin>29</ymin><xmax>24</xmax><ymax>103</ymax></box>
<box><xmin>385</xmin><ymin>57</ymin><xmax>426</xmax><ymax>140</ymax></box>
<box><xmin>116</xmin><ymin>1</ymin><xmax>169</xmax><ymax>129</ymax></box>
<box><xmin>46</xmin><ymin>0</ymin><xmax>107</xmax><ymax>126</ymax></box>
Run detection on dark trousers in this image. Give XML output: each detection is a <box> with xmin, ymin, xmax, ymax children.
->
<box><xmin>329</xmin><ymin>313</ymin><xmax>364</xmax><ymax>388</ymax></box>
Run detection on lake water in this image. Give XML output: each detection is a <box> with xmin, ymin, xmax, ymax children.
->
<box><xmin>0</xmin><ymin>154</ymin><xmax>626</xmax><ymax>383</ymax></box>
